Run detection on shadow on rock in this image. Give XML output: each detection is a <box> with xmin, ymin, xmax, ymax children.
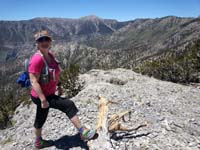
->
<box><xmin>54</xmin><ymin>133</ymin><xmax>89</xmax><ymax>150</ymax></box>
<box><xmin>110</xmin><ymin>131</ymin><xmax>151</xmax><ymax>141</ymax></box>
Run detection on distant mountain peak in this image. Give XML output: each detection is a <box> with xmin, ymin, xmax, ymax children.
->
<box><xmin>31</xmin><ymin>17</ymin><xmax>49</xmax><ymax>20</ymax></box>
<box><xmin>80</xmin><ymin>15</ymin><xmax>102</xmax><ymax>20</ymax></box>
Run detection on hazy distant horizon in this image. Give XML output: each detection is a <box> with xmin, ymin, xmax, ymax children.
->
<box><xmin>0</xmin><ymin>14</ymin><xmax>198</xmax><ymax>22</ymax></box>
<box><xmin>0</xmin><ymin>0</ymin><xmax>199</xmax><ymax>21</ymax></box>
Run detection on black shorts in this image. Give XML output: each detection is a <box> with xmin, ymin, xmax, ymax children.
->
<box><xmin>30</xmin><ymin>94</ymin><xmax>79</xmax><ymax>129</ymax></box>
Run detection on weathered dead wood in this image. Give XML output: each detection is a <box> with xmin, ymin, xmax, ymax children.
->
<box><xmin>96</xmin><ymin>95</ymin><xmax>118</xmax><ymax>131</ymax></box>
<box><xmin>88</xmin><ymin>95</ymin><xmax>147</xmax><ymax>149</ymax></box>
<box><xmin>88</xmin><ymin>95</ymin><xmax>115</xmax><ymax>149</ymax></box>
<box><xmin>108</xmin><ymin>110</ymin><xmax>147</xmax><ymax>132</ymax></box>
<box><xmin>108</xmin><ymin>110</ymin><xmax>131</xmax><ymax>132</ymax></box>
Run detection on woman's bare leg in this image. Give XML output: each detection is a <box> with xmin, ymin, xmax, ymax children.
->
<box><xmin>70</xmin><ymin>115</ymin><xmax>82</xmax><ymax>129</ymax></box>
<box><xmin>34</xmin><ymin>127</ymin><xmax>42</xmax><ymax>138</ymax></box>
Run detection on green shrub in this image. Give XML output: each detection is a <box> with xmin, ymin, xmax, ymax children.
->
<box><xmin>134</xmin><ymin>39</ymin><xmax>200</xmax><ymax>84</ymax></box>
<box><xmin>0</xmin><ymin>83</ymin><xmax>30</xmax><ymax>129</ymax></box>
<box><xmin>60</xmin><ymin>64</ymin><xmax>84</xmax><ymax>98</ymax></box>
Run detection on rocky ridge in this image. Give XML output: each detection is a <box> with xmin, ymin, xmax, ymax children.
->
<box><xmin>0</xmin><ymin>68</ymin><xmax>200</xmax><ymax>149</ymax></box>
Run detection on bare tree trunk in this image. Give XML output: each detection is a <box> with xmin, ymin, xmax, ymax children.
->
<box><xmin>88</xmin><ymin>95</ymin><xmax>147</xmax><ymax>149</ymax></box>
<box><xmin>88</xmin><ymin>95</ymin><xmax>114</xmax><ymax>149</ymax></box>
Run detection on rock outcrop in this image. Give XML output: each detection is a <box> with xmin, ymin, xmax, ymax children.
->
<box><xmin>0</xmin><ymin>68</ymin><xmax>200</xmax><ymax>149</ymax></box>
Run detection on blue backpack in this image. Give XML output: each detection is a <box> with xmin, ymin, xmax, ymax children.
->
<box><xmin>17</xmin><ymin>52</ymin><xmax>50</xmax><ymax>88</ymax></box>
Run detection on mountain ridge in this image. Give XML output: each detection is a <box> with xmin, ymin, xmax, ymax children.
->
<box><xmin>0</xmin><ymin>15</ymin><xmax>199</xmax><ymax>82</ymax></box>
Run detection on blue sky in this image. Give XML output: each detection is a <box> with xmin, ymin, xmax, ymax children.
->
<box><xmin>0</xmin><ymin>0</ymin><xmax>199</xmax><ymax>21</ymax></box>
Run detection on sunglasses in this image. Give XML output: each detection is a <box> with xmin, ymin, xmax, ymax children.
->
<box><xmin>37</xmin><ymin>37</ymin><xmax>51</xmax><ymax>42</ymax></box>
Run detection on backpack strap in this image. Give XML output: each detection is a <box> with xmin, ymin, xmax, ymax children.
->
<box><xmin>34</xmin><ymin>51</ymin><xmax>49</xmax><ymax>75</ymax></box>
<box><xmin>24</xmin><ymin>58</ymin><xmax>30</xmax><ymax>72</ymax></box>
<box><xmin>33</xmin><ymin>51</ymin><xmax>50</xmax><ymax>84</ymax></box>
<box><xmin>24</xmin><ymin>51</ymin><xmax>50</xmax><ymax>84</ymax></box>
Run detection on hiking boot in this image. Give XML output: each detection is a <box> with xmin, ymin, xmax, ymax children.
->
<box><xmin>34</xmin><ymin>137</ymin><xmax>54</xmax><ymax>149</ymax></box>
<box><xmin>79</xmin><ymin>126</ymin><xmax>96</xmax><ymax>141</ymax></box>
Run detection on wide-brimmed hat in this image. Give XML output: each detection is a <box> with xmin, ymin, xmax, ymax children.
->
<box><xmin>34</xmin><ymin>30</ymin><xmax>52</xmax><ymax>42</ymax></box>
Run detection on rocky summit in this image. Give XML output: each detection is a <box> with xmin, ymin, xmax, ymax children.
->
<box><xmin>0</xmin><ymin>68</ymin><xmax>200</xmax><ymax>150</ymax></box>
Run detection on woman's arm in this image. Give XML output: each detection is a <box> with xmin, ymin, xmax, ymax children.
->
<box><xmin>29</xmin><ymin>73</ymin><xmax>49</xmax><ymax>108</ymax></box>
<box><xmin>57</xmin><ymin>77</ymin><xmax>62</xmax><ymax>96</ymax></box>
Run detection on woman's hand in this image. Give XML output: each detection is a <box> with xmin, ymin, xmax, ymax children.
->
<box><xmin>41</xmin><ymin>100</ymin><xmax>49</xmax><ymax>109</ymax></box>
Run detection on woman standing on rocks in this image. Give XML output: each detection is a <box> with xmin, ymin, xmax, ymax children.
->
<box><xmin>28</xmin><ymin>30</ymin><xmax>96</xmax><ymax>149</ymax></box>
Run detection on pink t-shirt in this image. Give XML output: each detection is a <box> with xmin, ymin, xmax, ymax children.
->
<box><xmin>28</xmin><ymin>51</ymin><xmax>60</xmax><ymax>98</ymax></box>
